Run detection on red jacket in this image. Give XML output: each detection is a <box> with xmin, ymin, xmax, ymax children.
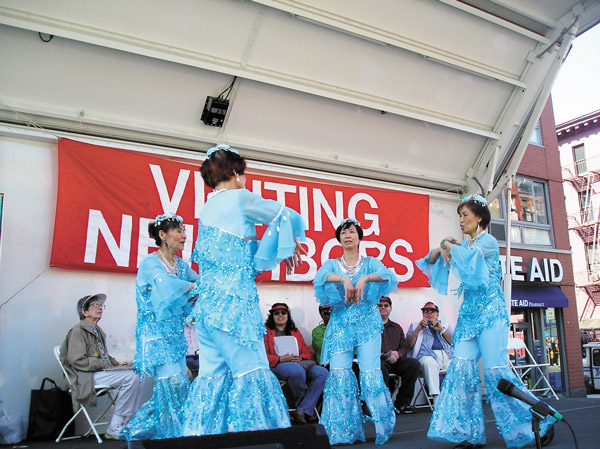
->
<box><xmin>264</xmin><ymin>328</ymin><xmax>311</xmax><ymax>368</ymax></box>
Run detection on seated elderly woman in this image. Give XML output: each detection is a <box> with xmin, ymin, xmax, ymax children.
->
<box><xmin>264</xmin><ymin>303</ymin><xmax>328</xmax><ymax>424</ymax></box>
<box><xmin>59</xmin><ymin>294</ymin><xmax>145</xmax><ymax>440</ymax></box>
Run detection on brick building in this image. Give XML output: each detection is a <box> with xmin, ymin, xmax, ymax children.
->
<box><xmin>558</xmin><ymin>109</ymin><xmax>600</xmax><ymax>341</ymax></box>
<box><xmin>488</xmin><ymin>98</ymin><xmax>585</xmax><ymax>397</ymax></box>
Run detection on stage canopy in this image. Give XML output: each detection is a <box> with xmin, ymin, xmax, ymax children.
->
<box><xmin>1</xmin><ymin>0</ymin><xmax>599</xmax><ymax>197</ymax></box>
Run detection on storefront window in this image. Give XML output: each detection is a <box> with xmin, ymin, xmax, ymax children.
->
<box><xmin>543</xmin><ymin>308</ymin><xmax>563</xmax><ymax>392</ymax></box>
<box><xmin>510</xmin><ymin>308</ymin><xmax>563</xmax><ymax>393</ymax></box>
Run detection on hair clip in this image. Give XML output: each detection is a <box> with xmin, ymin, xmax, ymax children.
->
<box><xmin>154</xmin><ymin>212</ymin><xmax>183</xmax><ymax>226</ymax></box>
<box><xmin>205</xmin><ymin>144</ymin><xmax>240</xmax><ymax>160</ymax></box>
<box><xmin>340</xmin><ymin>217</ymin><xmax>361</xmax><ymax>227</ymax></box>
<box><xmin>460</xmin><ymin>194</ymin><xmax>487</xmax><ymax>206</ymax></box>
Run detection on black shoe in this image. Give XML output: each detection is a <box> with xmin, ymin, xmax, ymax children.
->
<box><xmin>541</xmin><ymin>423</ymin><xmax>555</xmax><ymax>447</ymax></box>
<box><xmin>397</xmin><ymin>404</ymin><xmax>415</xmax><ymax>414</ymax></box>
<box><xmin>453</xmin><ymin>443</ymin><xmax>485</xmax><ymax>448</ymax></box>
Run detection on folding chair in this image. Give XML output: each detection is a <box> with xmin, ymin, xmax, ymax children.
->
<box><xmin>53</xmin><ymin>346</ymin><xmax>117</xmax><ymax>443</ymax></box>
<box><xmin>408</xmin><ymin>367</ymin><xmax>447</xmax><ymax>411</ymax></box>
<box><xmin>506</xmin><ymin>338</ymin><xmax>559</xmax><ymax>400</ymax></box>
<box><xmin>279</xmin><ymin>380</ymin><xmax>321</xmax><ymax>421</ymax></box>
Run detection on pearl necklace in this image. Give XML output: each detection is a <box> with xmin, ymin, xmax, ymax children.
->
<box><xmin>157</xmin><ymin>250</ymin><xmax>178</xmax><ymax>275</ymax></box>
<box><xmin>207</xmin><ymin>188</ymin><xmax>229</xmax><ymax>199</ymax></box>
<box><xmin>340</xmin><ymin>255</ymin><xmax>363</xmax><ymax>277</ymax></box>
<box><xmin>468</xmin><ymin>230</ymin><xmax>486</xmax><ymax>245</ymax></box>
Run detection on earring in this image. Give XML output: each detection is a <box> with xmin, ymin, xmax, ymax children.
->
<box><xmin>477</xmin><ymin>224</ymin><xmax>480</xmax><ymax>233</ymax></box>
<box><xmin>236</xmin><ymin>175</ymin><xmax>240</xmax><ymax>181</ymax></box>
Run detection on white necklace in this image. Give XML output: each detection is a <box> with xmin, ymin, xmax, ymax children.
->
<box><xmin>469</xmin><ymin>230</ymin><xmax>486</xmax><ymax>244</ymax></box>
<box><xmin>207</xmin><ymin>188</ymin><xmax>228</xmax><ymax>199</ymax></box>
<box><xmin>340</xmin><ymin>255</ymin><xmax>362</xmax><ymax>276</ymax></box>
<box><xmin>157</xmin><ymin>250</ymin><xmax>178</xmax><ymax>275</ymax></box>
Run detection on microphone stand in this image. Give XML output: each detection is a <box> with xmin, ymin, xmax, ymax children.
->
<box><xmin>529</xmin><ymin>403</ymin><xmax>546</xmax><ymax>449</ymax></box>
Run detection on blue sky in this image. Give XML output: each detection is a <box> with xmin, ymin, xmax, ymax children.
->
<box><xmin>551</xmin><ymin>23</ymin><xmax>600</xmax><ymax>125</ymax></box>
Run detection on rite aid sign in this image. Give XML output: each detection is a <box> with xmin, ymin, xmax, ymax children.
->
<box><xmin>499</xmin><ymin>256</ymin><xmax>563</xmax><ymax>283</ymax></box>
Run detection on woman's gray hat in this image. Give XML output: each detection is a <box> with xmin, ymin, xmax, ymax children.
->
<box><xmin>77</xmin><ymin>293</ymin><xmax>107</xmax><ymax>316</ymax></box>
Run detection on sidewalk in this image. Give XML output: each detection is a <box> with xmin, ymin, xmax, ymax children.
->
<box><xmin>15</xmin><ymin>396</ymin><xmax>600</xmax><ymax>449</ymax></box>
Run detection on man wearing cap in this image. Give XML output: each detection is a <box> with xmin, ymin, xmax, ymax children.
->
<box><xmin>406</xmin><ymin>301</ymin><xmax>453</xmax><ymax>407</ymax></box>
<box><xmin>311</xmin><ymin>305</ymin><xmax>331</xmax><ymax>366</ymax></box>
<box><xmin>378</xmin><ymin>296</ymin><xmax>420</xmax><ymax>414</ymax></box>
<box><xmin>59</xmin><ymin>294</ymin><xmax>144</xmax><ymax>440</ymax></box>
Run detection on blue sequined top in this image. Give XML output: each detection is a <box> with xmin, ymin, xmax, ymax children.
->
<box><xmin>313</xmin><ymin>257</ymin><xmax>397</xmax><ymax>365</ymax></box>
<box><xmin>416</xmin><ymin>233</ymin><xmax>508</xmax><ymax>343</ymax></box>
<box><xmin>133</xmin><ymin>253</ymin><xmax>198</xmax><ymax>377</ymax></box>
<box><xmin>188</xmin><ymin>189</ymin><xmax>306</xmax><ymax>346</ymax></box>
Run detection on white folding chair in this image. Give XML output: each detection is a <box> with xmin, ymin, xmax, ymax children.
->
<box><xmin>279</xmin><ymin>379</ymin><xmax>321</xmax><ymax>421</ymax></box>
<box><xmin>53</xmin><ymin>346</ymin><xmax>117</xmax><ymax>443</ymax></box>
<box><xmin>506</xmin><ymin>338</ymin><xmax>559</xmax><ymax>400</ymax></box>
<box><xmin>409</xmin><ymin>367</ymin><xmax>447</xmax><ymax>411</ymax></box>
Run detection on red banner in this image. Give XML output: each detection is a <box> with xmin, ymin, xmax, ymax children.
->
<box><xmin>51</xmin><ymin>139</ymin><xmax>430</xmax><ymax>286</ymax></box>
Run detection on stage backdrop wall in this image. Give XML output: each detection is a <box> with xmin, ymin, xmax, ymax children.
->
<box><xmin>0</xmin><ymin>134</ymin><xmax>460</xmax><ymax>427</ymax></box>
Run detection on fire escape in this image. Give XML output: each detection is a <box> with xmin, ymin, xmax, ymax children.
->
<box><xmin>563</xmin><ymin>159</ymin><xmax>600</xmax><ymax>320</ymax></box>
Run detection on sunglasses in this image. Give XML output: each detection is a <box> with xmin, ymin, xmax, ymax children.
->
<box><xmin>377</xmin><ymin>304</ymin><xmax>390</xmax><ymax>308</ymax></box>
<box><xmin>272</xmin><ymin>310</ymin><xmax>288</xmax><ymax>316</ymax></box>
<box><xmin>320</xmin><ymin>310</ymin><xmax>331</xmax><ymax>315</ymax></box>
<box><xmin>422</xmin><ymin>308</ymin><xmax>438</xmax><ymax>313</ymax></box>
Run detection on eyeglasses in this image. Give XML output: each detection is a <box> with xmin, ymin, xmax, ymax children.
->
<box><xmin>422</xmin><ymin>308</ymin><xmax>437</xmax><ymax>313</ymax></box>
<box><xmin>90</xmin><ymin>303</ymin><xmax>105</xmax><ymax>310</ymax></box>
<box><xmin>320</xmin><ymin>310</ymin><xmax>331</xmax><ymax>315</ymax></box>
<box><xmin>377</xmin><ymin>304</ymin><xmax>390</xmax><ymax>308</ymax></box>
<box><xmin>273</xmin><ymin>310</ymin><xmax>288</xmax><ymax>316</ymax></box>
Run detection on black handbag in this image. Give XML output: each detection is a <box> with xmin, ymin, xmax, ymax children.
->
<box><xmin>27</xmin><ymin>377</ymin><xmax>74</xmax><ymax>440</ymax></box>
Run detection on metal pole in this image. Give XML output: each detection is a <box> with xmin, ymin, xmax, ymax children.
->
<box><xmin>503</xmin><ymin>176</ymin><xmax>514</xmax><ymax>315</ymax></box>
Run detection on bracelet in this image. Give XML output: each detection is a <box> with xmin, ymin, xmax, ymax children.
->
<box><xmin>440</xmin><ymin>239</ymin><xmax>450</xmax><ymax>249</ymax></box>
<box><xmin>440</xmin><ymin>327</ymin><xmax>447</xmax><ymax>334</ymax></box>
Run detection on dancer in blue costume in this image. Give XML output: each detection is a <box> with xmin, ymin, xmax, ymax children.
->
<box><xmin>416</xmin><ymin>194</ymin><xmax>554</xmax><ymax>448</ymax></box>
<box><xmin>121</xmin><ymin>213</ymin><xmax>197</xmax><ymax>441</ymax></box>
<box><xmin>182</xmin><ymin>144</ymin><xmax>306</xmax><ymax>435</ymax></box>
<box><xmin>314</xmin><ymin>218</ymin><xmax>397</xmax><ymax>445</ymax></box>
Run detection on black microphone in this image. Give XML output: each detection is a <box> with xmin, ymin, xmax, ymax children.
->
<box><xmin>497</xmin><ymin>379</ymin><xmax>563</xmax><ymax>421</ymax></box>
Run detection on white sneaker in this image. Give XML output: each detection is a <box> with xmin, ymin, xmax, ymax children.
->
<box><xmin>104</xmin><ymin>423</ymin><xmax>125</xmax><ymax>440</ymax></box>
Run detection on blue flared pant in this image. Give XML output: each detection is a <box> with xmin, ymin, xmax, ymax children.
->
<box><xmin>320</xmin><ymin>333</ymin><xmax>395</xmax><ymax>445</ymax></box>
<box><xmin>428</xmin><ymin>320</ymin><xmax>554</xmax><ymax>448</ymax></box>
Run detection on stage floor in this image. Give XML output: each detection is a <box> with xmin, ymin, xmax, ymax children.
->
<box><xmin>19</xmin><ymin>396</ymin><xmax>600</xmax><ymax>449</ymax></box>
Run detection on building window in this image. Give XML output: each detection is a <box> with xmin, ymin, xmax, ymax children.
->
<box><xmin>579</xmin><ymin>189</ymin><xmax>594</xmax><ymax>223</ymax></box>
<box><xmin>573</xmin><ymin>144</ymin><xmax>587</xmax><ymax>175</ymax></box>
<box><xmin>488</xmin><ymin>176</ymin><xmax>553</xmax><ymax>247</ymax></box>
<box><xmin>529</xmin><ymin>121</ymin><xmax>543</xmax><ymax>146</ymax></box>
<box><xmin>585</xmin><ymin>242</ymin><xmax>600</xmax><ymax>276</ymax></box>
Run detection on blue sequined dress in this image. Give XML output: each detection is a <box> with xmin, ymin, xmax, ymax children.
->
<box><xmin>121</xmin><ymin>254</ymin><xmax>197</xmax><ymax>440</ymax></box>
<box><xmin>182</xmin><ymin>189</ymin><xmax>306</xmax><ymax>436</ymax></box>
<box><xmin>416</xmin><ymin>233</ymin><xmax>553</xmax><ymax>448</ymax></box>
<box><xmin>314</xmin><ymin>257</ymin><xmax>397</xmax><ymax>445</ymax></box>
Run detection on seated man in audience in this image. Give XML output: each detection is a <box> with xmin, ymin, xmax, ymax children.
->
<box><xmin>406</xmin><ymin>301</ymin><xmax>453</xmax><ymax>408</ymax></box>
<box><xmin>311</xmin><ymin>305</ymin><xmax>331</xmax><ymax>366</ymax></box>
<box><xmin>59</xmin><ymin>294</ymin><xmax>144</xmax><ymax>440</ymax></box>
<box><xmin>378</xmin><ymin>296</ymin><xmax>420</xmax><ymax>414</ymax></box>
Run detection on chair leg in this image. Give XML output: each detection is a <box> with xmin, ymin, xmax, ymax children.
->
<box><xmin>81</xmin><ymin>406</ymin><xmax>104</xmax><ymax>443</ymax></box>
<box><xmin>56</xmin><ymin>407</ymin><xmax>83</xmax><ymax>443</ymax></box>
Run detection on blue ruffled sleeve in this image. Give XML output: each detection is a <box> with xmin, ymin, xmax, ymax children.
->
<box><xmin>362</xmin><ymin>257</ymin><xmax>397</xmax><ymax>303</ymax></box>
<box><xmin>313</xmin><ymin>257</ymin><xmax>396</xmax><ymax>305</ymax></box>
<box><xmin>313</xmin><ymin>259</ymin><xmax>345</xmax><ymax>306</ymax></box>
<box><xmin>449</xmin><ymin>234</ymin><xmax>498</xmax><ymax>290</ymax></box>
<box><xmin>138</xmin><ymin>255</ymin><xmax>194</xmax><ymax>320</ymax></box>
<box><xmin>415</xmin><ymin>249</ymin><xmax>450</xmax><ymax>295</ymax></box>
<box><xmin>240</xmin><ymin>189</ymin><xmax>306</xmax><ymax>272</ymax></box>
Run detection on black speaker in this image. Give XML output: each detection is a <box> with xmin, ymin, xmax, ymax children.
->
<box><xmin>140</xmin><ymin>424</ymin><xmax>331</xmax><ymax>449</ymax></box>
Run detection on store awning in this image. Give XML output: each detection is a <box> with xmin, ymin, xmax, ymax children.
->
<box><xmin>511</xmin><ymin>286</ymin><xmax>569</xmax><ymax>308</ymax></box>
